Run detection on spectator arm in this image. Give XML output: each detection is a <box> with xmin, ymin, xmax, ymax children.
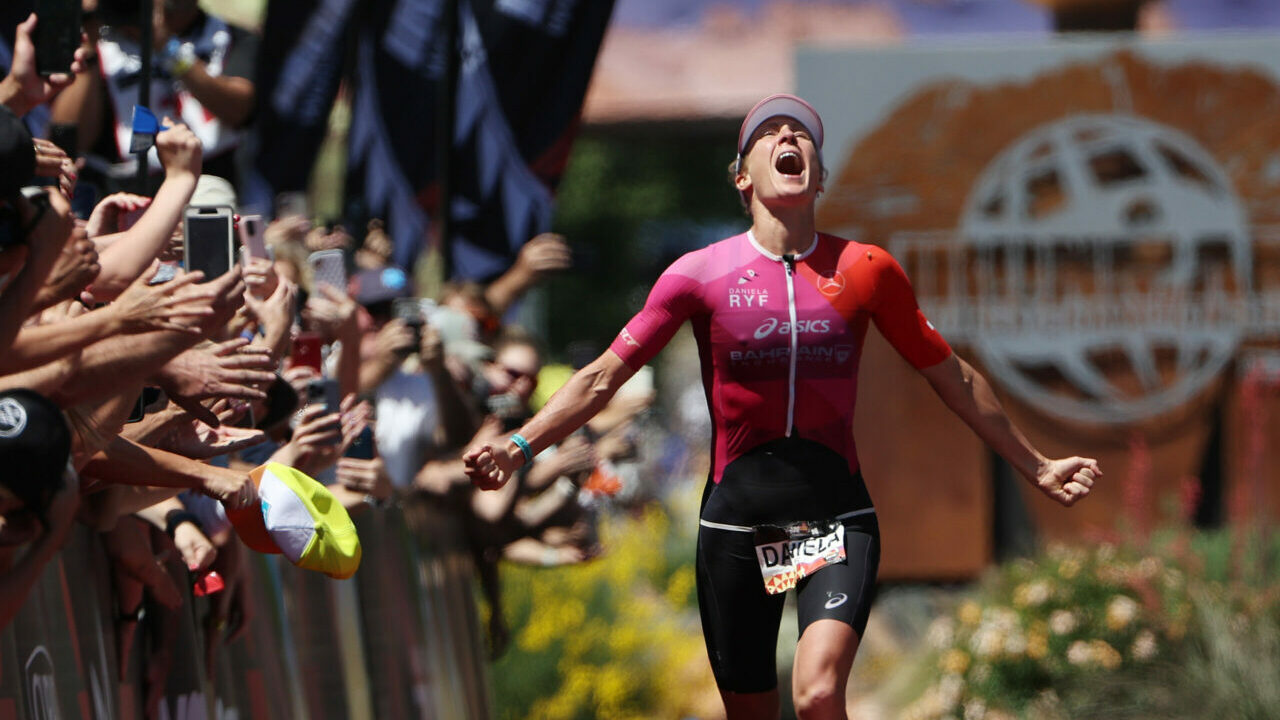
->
<box><xmin>44</xmin><ymin>327</ymin><xmax>205</xmax><ymax>409</ymax></box>
<box><xmin>49</xmin><ymin>68</ymin><xmax>106</xmax><ymax>155</ymax></box>
<box><xmin>0</xmin><ymin>307</ymin><xmax>120</xmax><ymax>375</ymax></box>
<box><xmin>178</xmin><ymin>64</ymin><xmax>254</xmax><ymax>128</ymax></box>
<box><xmin>91</xmin><ymin>173</ymin><xmax>199</xmax><ymax>299</ymax></box>
<box><xmin>83</xmin><ymin>435</ymin><xmax>238</xmax><ymax>492</ymax></box>
<box><xmin>428</xmin><ymin>363</ymin><xmax>481</xmax><ymax>451</ymax></box>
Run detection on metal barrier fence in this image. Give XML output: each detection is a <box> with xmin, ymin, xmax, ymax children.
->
<box><xmin>0</xmin><ymin>497</ymin><xmax>492</xmax><ymax>720</ymax></box>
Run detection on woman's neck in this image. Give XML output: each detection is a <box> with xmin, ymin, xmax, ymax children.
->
<box><xmin>749</xmin><ymin>204</ymin><xmax>817</xmax><ymax>257</ymax></box>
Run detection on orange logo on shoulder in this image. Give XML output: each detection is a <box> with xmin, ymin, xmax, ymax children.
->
<box><xmin>817</xmin><ymin>272</ymin><xmax>846</xmax><ymax>297</ymax></box>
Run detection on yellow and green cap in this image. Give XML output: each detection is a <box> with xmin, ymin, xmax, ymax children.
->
<box><xmin>227</xmin><ymin>463</ymin><xmax>362</xmax><ymax>579</ymax></box>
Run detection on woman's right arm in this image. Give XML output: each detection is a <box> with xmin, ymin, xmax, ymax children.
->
<box><xmin>464</xmin><ymin>350</ymin><xmax>634</xmax><ymax>490</ymax></box>
<box><xmin>466</xmin><ymin>255</ymin><xmax>700</xmax><ymax>489</ymax></box>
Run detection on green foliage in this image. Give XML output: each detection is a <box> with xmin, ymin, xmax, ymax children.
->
<box><xmin>894</xmin><ymin>525</ymin><xmax>1280</xmax><ymax>720</ymax></box>
<box><xmin>545</xmin><ymin>128</ymin><xmax>745</xmax><ymax>357</ymax></box>
<box><xmin>490</xmin><ymin>488</ymin><xmax>718</xmax><ymax>720</ymax></box>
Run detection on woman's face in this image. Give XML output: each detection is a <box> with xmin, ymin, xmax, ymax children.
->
<box><xmin>737</xmin><ymin>116</ymin><xmax>824</xmax><ymax>209</ymax></box>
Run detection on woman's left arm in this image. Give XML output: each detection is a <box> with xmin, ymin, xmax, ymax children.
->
<box><xmin>919</xmin><ymin>353</ymin><xmax>1101</xmax><ymax>507</ymax></box>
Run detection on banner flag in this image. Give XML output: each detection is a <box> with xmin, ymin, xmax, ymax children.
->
<box><xmin>257</xmin><ymin>0</ymin><xmax>615</xmax><ymax>280</ymax></box>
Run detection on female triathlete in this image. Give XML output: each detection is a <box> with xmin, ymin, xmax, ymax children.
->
<box><xmin>464</xmin><ymin>93</ymin><xmax>1101</xmax><ymax>720</ymax></box>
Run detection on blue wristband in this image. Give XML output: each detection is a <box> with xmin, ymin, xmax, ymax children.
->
<box><xmin>510</xmin><ymin>434</ymin><xmax>533</xmax><ymax>464</ymax></box>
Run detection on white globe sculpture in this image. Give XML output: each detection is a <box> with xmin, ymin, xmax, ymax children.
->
<box><xmin>958</xmin><ymin>113</ymin><xmax>1250</xmax><ymax>424</ymax></box>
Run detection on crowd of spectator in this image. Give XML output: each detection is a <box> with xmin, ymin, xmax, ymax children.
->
<box><xmin>0</xmin><ymin>1</ymin><xmax>655</xmax><ymax>702</ymax></box>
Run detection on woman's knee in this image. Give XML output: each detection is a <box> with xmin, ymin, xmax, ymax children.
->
<box><xmin>792</xmin><ymin>672</ymin><xmax>845</xmax><ymax>719</ymax></box>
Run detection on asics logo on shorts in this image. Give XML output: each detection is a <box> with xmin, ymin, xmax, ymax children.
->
<box><xmin>824</xmin><ymin>593</ymin><xmax>848</xmax><ymax>609</ymax></box>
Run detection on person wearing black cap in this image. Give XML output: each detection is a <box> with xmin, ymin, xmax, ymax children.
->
<box><xmin>465</xmin><ymin>93</ymin><xmax>1103</xmax><ymax>719</ymax></box>
<box><xmin>0</xmin><ymin>388</ymin><xmax>81</xmax><ymax>630</ymax></box>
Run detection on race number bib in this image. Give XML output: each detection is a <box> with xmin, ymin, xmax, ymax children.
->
<box><xmin>753</xmin><ymin>520</ymin><xmax>846</xmax><ymax>595</ymax></box>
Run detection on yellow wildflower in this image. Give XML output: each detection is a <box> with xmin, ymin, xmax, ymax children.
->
<box><xmin>1027</xmin><ymin>621</ymin><xmax>1049</xmax><ymax>659</ymax></box>
<box><xmin>940</xmin><ymin>648</ymin><xmax>971</xmax><ymax>675</ymax></box>
<box><xmin>1090</xmin><ymin>640</ymin><xmax>1122</xmax><ymax>670</ymax></box>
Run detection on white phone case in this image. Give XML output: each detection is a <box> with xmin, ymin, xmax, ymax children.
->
<box><xmin>309</xmin><ymin>250</ymin><xmax>346</xmax><ymax>293</ymax></box>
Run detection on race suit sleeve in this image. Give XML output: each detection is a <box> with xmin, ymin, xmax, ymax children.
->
<box><xmin>608</xmin><ymin>258</ymin><xmax>702</xmax><ymax>370</ymax></box>
<box><xmin>869</xmin><ymin>251</ymin><xmax>952</xmax><ymax>369</ymax></box>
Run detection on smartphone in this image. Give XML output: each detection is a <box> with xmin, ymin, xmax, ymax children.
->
<box><xmin>34</xmin><ymin>0</ymin><xmax>82</xmax><ymax>77</ymax></box>
<box><xmin>486</xmin><ymin>392</ymin><xmax>525</xmax><ymax>431</ymax></box>
<box><xmin>392</xmin><ymin>296</ymin><xmax>424</xmax><ymax>348</ymax></box>
<box><xmin>148</xmin><ymin>263</ymin><xmax>178</xmax><ymax>285</ymax></box>
<box><xmin>344</xmin><ymin>425</ymin><xmax>376</xmax><ymax>460</ymax></box>
<box><xmin>305</xmin><ymin>378</ymin><xmax>342</xmax><ymax>445</ymax></box>
<box><xmin>48</xmin><ymin>123</ymin><xmax>78</xmax><ymax>157</ymax></box>
<box><xmin>309</xmin><ymin>377</ymin><xmax>341</xmax><ymax>411</ymax></box>
<box><xmin>291</xmin><ymin>331</ymin><xmax>323</xmax><ymax>372</ymax></box>
<box><xmin>69</xmin><ymin>180</ymin><xmax>98</xmax><ymax>221</ymax></box>
<box><xmin>183</xmin><ymin>206</ymin><xmax>235</xmax><ymax>281</ymax></box>
<box><xmin>305</xmin><ymin>377</ymin><xmax>342</xmax><ymax>436</ymax></box>
<box><xmin>238</xmin><ymin>214</ymin><xmax>267</xmax><ymax>261</ymax></box>
<box><xmin>308</xmin><ymin>249</ymin><xmax>346</xmax><ymax>294</ymax></box>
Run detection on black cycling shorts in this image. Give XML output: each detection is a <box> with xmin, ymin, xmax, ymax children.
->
<box><xmin>695</xmin><ymin>436</ymin><xmax>881</xmax><ymax>694</ymax></box>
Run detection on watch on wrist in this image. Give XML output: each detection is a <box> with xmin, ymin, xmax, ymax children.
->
<box><xmin>165</xmin><ymin>510</ymin><xmax>202</xmax><ymax>539</ymax></box>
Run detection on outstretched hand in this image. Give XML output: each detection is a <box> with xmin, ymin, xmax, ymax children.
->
<box><xmin>153</xmin><ymin>399</ymin><xmax>267</xmax><ymax>460</ymax></box>
<box><xmin>463</xmin><ymin>416</ymin><xmax>519</xmax><ymax>491</ymax></box>
<box><xmin>1035</xmin><ymin>457</ymin><xmax>1102</xmax><ymax>507</ymax></box>
<box><xmin>85</xmin><ymin>193</ymin><xmax>150</xmax><ymax>238</ymax></box>
<box><xmin>156</xmin><ymin>337</ymin><xmax>276</xmax><ymax>426</ymax></box>
<box><xmin>110</xmin><ymin>264</ymin><xmax>216</xmax><ymax>335</ymax></box>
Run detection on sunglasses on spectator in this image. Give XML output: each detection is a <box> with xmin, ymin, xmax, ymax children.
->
<box><xmin>493</xmin><ymin>364</ymin><xmax>535</xmax><ymax>383</ymax></box>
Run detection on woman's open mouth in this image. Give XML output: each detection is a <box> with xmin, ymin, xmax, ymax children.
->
<box><xmin>775</xmin><ymin>151</ymin><xmax>804</xmax><ymax>177</ymax></box>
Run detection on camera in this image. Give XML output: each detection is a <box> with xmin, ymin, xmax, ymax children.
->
<box><xmin>306</xmin><ymin>377</ymin><xmax>341</xmax><ymax>414</ymax></box>
<box><xmin>392</xmin><ymin>297</ymin><xmax>434</xmax><ymax>350</ymax></box>
<box><xmin>486</xmin><ymin>392</ymin><xmax>526</xmax><ymax>432</ymax></box>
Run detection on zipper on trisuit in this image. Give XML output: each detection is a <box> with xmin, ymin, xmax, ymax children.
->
<box><xmin>782</xmin><ymin>253</ymin><xmax>798</xmax><ymax>436</ymax></box>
